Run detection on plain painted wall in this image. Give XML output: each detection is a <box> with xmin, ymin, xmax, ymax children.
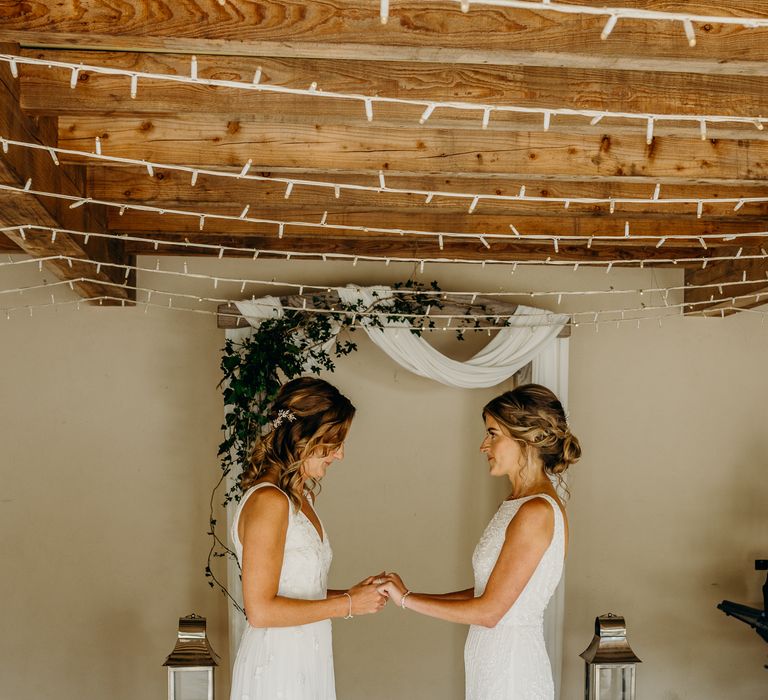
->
<box><xmin>1</xmin><ymin>257</ymin><xmax>766</xmax><ymax>699</ymax></box>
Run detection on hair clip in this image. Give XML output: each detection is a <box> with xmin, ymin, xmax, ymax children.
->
<box><xmin>273</xmin><ymin>409</ymin><xmax>297</xmax><ymax>429</ymax></box>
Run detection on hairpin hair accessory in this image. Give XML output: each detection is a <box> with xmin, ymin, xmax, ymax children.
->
<box><xmin>273</xmin><ymin>409</ymin><xmax>297</xmax><ymax>429</ymax></box>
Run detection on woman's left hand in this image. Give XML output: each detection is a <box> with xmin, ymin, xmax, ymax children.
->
<box><xmin>377</xmin><ymin>573</ymin><xmax>407</xmax><ymax>606</ymax></box>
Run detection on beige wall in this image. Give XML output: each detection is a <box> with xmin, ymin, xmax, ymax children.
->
<box><xmin>0</xmin><ymin>259</ymin><xmax>231</xmax><ymax>700</ymax></box>
<box><xmin>562</xmin><ymin>308</ymin><xmax>768</xmax><ymax>699</ymax></box>
<box><xmin>1</xmin><ymin>257</ymin><xmax>766</xmax><ymax>699</ymax></box>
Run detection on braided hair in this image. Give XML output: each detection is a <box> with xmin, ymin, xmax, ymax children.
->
<box><xmin>482</xmin><ymin>384</ymin><xmax>581</xmax><ymax>492</ymax></box>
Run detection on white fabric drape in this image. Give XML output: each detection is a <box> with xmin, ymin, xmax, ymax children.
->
<box><xmin>227</xmin><ymin>286</ymin><xmax>570</xmax><ymax>683</ymax></box>
<box><xmin>236</xmin><ymin>286</ymin><xmax>568</xmax><ymax>389</ymax></box>
<box><xmin>532</xmin><ymin>337</ymin><xmax>570</xmax><ymax>699</ymax></box>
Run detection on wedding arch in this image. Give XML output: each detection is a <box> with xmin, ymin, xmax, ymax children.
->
<box><xmin>213</xmin><ymin>283</ymin><xmax>570</xmax><ymax>692</ymax></box>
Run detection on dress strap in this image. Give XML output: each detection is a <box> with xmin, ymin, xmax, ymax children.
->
<box><xmin>245</xmin><ymin>481</ymin><xmax>291</xmax><ymax>502</ymax></box>
<box><xmin>232</xmin><ymin>483</ymin><xmax>292</xmax><ymax>552</ymax></box>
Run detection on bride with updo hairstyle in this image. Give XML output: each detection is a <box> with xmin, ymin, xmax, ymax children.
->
<box><xmin>482</xmin><ymin>382</ymin><xmax>582</xmax><ymax>496</ymax></box>
<box><xmin>230</xmin><ymin>377</ymin><xmax>386</xmax><ymax>700</ymax></box>
<box><xmin>377</xmin><ymin>383</ymin><xmax>581</xmax><ymax>700</ymax></box>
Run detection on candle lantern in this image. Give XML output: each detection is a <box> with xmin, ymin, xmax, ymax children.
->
<box><xmin>163</xmin><ymin>613</ymin><xmax>219</xmax><ymax>700</ymax></box>
<box><xmin>579</xmin><ymin>613</ymin><xmax>641</xmax><ymax>700</ymax></box>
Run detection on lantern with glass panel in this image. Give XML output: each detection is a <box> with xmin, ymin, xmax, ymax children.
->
<box><xmin>163</xmin><ymin>613</ymin><xmax>219</xmax><ymax>700</ymax></box>
<box><xmin>579</xmin><ymin>613</ymin><xmax>641</xmax><ymax>700</ymax></box>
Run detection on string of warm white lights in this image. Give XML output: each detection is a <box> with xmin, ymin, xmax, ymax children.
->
<box><xmin>3</xmin><ymin>224</ymin><xmax>768</xmax><ymax>276</ymax></box>
<box><xmin>2</xmin><ymin>135</ymin><xmax>766</xmax><ymax>214</ymax></box>
<box><xmin>4</xmin><ymin>184</ymin><xmax>768</xmax><ymax>253</ymax></box>
<box><xmin>2</xmin><ymin>53</ymin><xmax>766</xmax><ymax>143</ymax></box>
<box><xmin>2</xmin><ymin>249</ymin><xmax>768</xmax><ymax>307</ymax></box>
<box><xmin>1</xmin><ymin>282</ymin><xmax>765</xmax><ymax>329</ymax></box>
<box><xmin>380</xmin><ymin>0</ymin><xmax>768</xmax><ymax>46</ymax></box>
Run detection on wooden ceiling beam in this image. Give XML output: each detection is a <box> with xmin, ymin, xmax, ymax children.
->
<box><xmin>683</xmin><ymin>254</ymin><xmax>768</xmax><ymax>314</ymax></box>
<box><xmin>118</xmin><ymin>232</ymin><xmax>705</xmax><ymax>264</ymax></box>
<box><xmin>17</xmin><ymin>50</ymin><xmax>768</xmax><ymax>125</ymax></box>
<box><xmin>105</xmin><ymin>207</ymin><xmax>768</xmax><ymax>244</ymax></box>
<box><xmin>89</xmin><ymin>168</ymin><xmax>768</xmax><ymax>219</ymax></box>
<box><xmin>57</xmin><ymin>116</ymin><xmax>768</xmax><ymax>184</ymax></box>
<box><xmin>2</xmin><ymin>1</ymin><xmax>768</xmax><ymax>75</ymax></box>
<box><xmin>0</xmin><ymin>44</ymin><xmax>133</xmax><ymax>303</ymax></box>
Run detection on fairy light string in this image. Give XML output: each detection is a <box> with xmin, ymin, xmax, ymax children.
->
<box><xmin>1</xmin><ymin>53</ymin><xmax>767</xmax><ymax>139</ymax></box>
<box><xmin>1</xmin><ymin>136</ymin><xmax>766</xmax><ymax>219</ymax></box>
<box><xmin>1</xmin><ymin>282</ymin><xmax>765</xmax><ymax>329</ymax></box>
<box><xmin>3</xmin><ymin>224</ymin><xmax>768</xmax><ymax>282</ymax></box>
<box><xmin>380</xmin><ymin>0</ymin><xmax>768</xmax><ymax>45</ymax></box>
<box><xmin>2</xmin><ymin>184</ymin><xmax>768</xmax><ymax>252</ymax></box>
<box><xmin>2</xmin><ymin>247</ymin><xmax>768</xmax><ymax>310</ymax></box>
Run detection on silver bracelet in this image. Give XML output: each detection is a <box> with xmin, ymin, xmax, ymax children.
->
<box><xmin>343</xmin><ymin>592</ymin><xmax>353</xmax><ymax>619</ymax></box>
<box><xmin>401</xmin><ymin>590</ymin><xmax>412</xmax><ymax>610</ymax></box>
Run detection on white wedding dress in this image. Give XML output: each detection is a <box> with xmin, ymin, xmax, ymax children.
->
<box><xmin>464</xmin><ymin>494</ymin><xmax>565</xmax><ymax>700</ymax></box>
<box><xmin>230</xmin><ymin>483</ymin><xmax>336</xmax><ymax>700</ymax></box>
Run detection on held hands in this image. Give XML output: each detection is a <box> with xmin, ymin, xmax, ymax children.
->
<box><xmin>376</xmin><ymin>572</ymin><xmax>408</xmax><ymax>608</ymax></box>
<box><xmin>345</xmin><ymin>572</ymin><xmax>388</xmax><ymax>616</ymax></box>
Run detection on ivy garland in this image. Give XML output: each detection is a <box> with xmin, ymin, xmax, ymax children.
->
<box><xmin>205</xmin><ymin>281</ymin><xmax>492</xmax><ymax>606</ymax></box>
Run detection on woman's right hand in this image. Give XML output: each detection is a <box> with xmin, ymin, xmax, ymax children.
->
<box><xmin>383</xmin><ymin>571</ymin><xmax>407</xmax><ymax>592</ymax></box>
<box><xmin>346</xmin><ymin>582</ymin><xmax>387</xmax><ymax>615</ymax></box>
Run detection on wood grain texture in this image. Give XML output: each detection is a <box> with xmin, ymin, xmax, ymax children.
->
<box><xmin>57</xmin><ymin>115</ymin><xmax>768</xmax><ymax>184</ymax></box>
<box><xmin>112</xmin><ymin>230</ymin><xmax>715</xmax><ymax>266</ymax></box>
<box><xmin>0</xmin><ymin>44</ymin><xmax>133</xmax><ymax>302</ymax></box>
<box><xmin>104</xmin><ymin>205</ymin><xmax>768</xmax><ymax>244</ymax></box>
<box><xmin>683</xmin><ymin>254</ymin><xmax>768</xmax><ymax>313</ymax></box>
<box><xmin>18</xmin><ymin>50</ymin><xmax>768</xmax><ymax>122</ymax></box>
<box><xmin>88</xmin><ymin>167</ymin><xmax>768</xmax><ymax>219</ymax></box>
<box><xmin>2</xmin><ymin>0</ymin><xmax>768</xmax><ymax>74</ymax></box>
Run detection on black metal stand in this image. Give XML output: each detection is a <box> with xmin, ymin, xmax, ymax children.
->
<box><xmin>718</xmin><ymin>560</ymin><xmax>768</xmax><ymax>669</ymax></box>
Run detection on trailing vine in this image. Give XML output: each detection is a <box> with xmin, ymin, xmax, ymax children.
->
<box><xmin>205</xmin><ymin>281</ymin><xmax>494</xmax><ymax>605</ymax></box>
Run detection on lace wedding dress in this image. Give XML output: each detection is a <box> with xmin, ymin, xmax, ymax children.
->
<box><xmin>230</xmin><ymin>483</ymin><xmax>336</xmax><ymax>700</ymax></box>
<box><xmin>465</xmin><ymin>494</ymin><xmax>565</xmax><ymax>700</ymax></box>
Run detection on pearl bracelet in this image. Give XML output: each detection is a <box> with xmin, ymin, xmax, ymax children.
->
<box><xmin>401</xmin><ymin>590</ymin><xmax>412</xmax><ymax>609</ymax></box>
<box><xmin>343</xmin><ymin>592</ymin><xmax>353</xmax><ymax>619</ymax></box>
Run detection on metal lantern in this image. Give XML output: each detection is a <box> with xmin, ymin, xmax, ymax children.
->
<box><xmin>579</xmin><ymin>613</ymin><xmax>641</xmax><ymax>700</ymax></box>
<box><xmin>163</xmin><ymin>613</ymin><xmax>219</xmax><ymax>700</ymax></box>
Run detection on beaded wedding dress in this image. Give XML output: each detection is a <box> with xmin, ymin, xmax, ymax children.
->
<box><xmin>464</xmin><ymin>494</ymin><xmax>565</xmax><ymax>700</ymax></box>
<box><xmin>230</xmin><ymin>483</ymin><xmax>336</xmax><ymax>700</ymax></box>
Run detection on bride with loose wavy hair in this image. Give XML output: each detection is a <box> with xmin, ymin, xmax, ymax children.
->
<box><xmin>240</xmin><ymin>376</ymin><xmax>356</xmax><ymax>509</ymax></box>
<box><xmin>230</xmin><ymin>376</ymin><xmax>385</xmax><ymax>700</ymax></box>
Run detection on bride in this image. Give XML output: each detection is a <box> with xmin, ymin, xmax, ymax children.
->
<box><xmin>229</xmin><ymin>377</ymin><xmax>386</xmax><ymax>700</ymax></box>
<box><xmin>378</xmin><ymin>384</ymin><xmax>581</xmax><ymax>699</ymax></box>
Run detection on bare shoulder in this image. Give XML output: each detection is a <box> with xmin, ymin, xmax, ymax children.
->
<box><xmin>506</xmin><ymin>498</ymin><xmax>555</xmax><ymax>539</ymax></box>
<box><xmin>517</xmin><ymin>497</ymin><xmax>555</xmax><ymax>522</ymax></box>
<box><xmin>241</xmin><ymin>485</ymin><xmax>290</xmax><ymax>525</ymax></box>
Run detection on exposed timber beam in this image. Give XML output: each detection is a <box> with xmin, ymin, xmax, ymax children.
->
<box><xmin>113</xmin><ymin>231</ymin><xmax>711</xmax><ymax>266</ymax></box>
<box><xmin>57</xmin><ymin>116</ymin><xmax>768</xmax><ymax>185</ymax></box>
<box><xmin>0</xmin><ymin>44</ymin><xmax>133</xmax><ymax>303</ymax></box>
<box><xmin>105</xmin><ymin>207</ymin><xmax>768</xmax><ymax>244</ymax></box>
<box><xmin>16</xmin><ymin>51</ymin><xmax>768</xmax><ymax>131</ymax></box>
<box><xmin>683</xmin><ymin>253</ymin><xmax>768</xmax><ymax>314</ymax></box>
<box><xmin>89</xmin><ymin>168</ymin><xmax>768</xmax><ymax>221</ymax></box>
<box><xmin>2</xmin><ymin>1</ymin><xmax>768</xmax><ymax>76</ymax></box>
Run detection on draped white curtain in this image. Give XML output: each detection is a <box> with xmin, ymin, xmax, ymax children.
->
<box><xmin>234</xmin><ymin>285</ymin><xmax>568</xmax><ymax>389</ymax></box>
<box><xmin>225</xmin><ymin>286</ymin><xmax>570</xmax><ymax>690</ymax></box>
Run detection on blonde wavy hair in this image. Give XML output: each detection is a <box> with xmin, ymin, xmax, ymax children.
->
<box><xmin>240</xmin><ymin>377</ymin><xmax>355</xmax><ymax>510</ymax></box>
<box><xmin>483</xmin><ymin>383</ymin><xmax>581</xmax><ymax>494</ymax></box>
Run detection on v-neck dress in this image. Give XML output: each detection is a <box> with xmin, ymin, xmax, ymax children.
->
<box><xmin>230</xmin><ymin>483</ymin><xmax>335</xmax><ymax>700</ymax></box>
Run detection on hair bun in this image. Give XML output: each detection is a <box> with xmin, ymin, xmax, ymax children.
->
<box><xmin>560</xmin><ymin>431</ymin><xmax>582</xmax><ymax>468</ymax></box>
